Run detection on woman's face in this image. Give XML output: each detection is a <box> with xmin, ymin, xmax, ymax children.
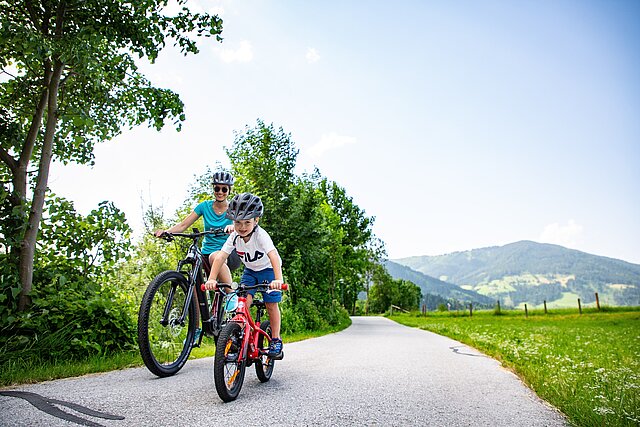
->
<box><xmin>213</xmin><ymin>184</ymin><xmax>230</xmax><ymax>201</ymax></box>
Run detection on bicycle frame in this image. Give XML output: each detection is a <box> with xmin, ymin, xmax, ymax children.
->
<box><xmin>160</xmin><ymin>228</ymin><xmax>227</xmax><ymax>339</ymax></box>
<box><xmin>230</xmin><ymin>295</ymin><xmax>271</xmax><ymax>363</ymax></box>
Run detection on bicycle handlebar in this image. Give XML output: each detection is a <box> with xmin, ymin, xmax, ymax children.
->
<box><xmin>200</xmin><ymin>282</ymin><xmax>289</xmax><ymax>292</ymax></box>
<box><xmin>156</xmin><ymin>228</ymin><xmax>227</xmax><ymax>241</ymax></box>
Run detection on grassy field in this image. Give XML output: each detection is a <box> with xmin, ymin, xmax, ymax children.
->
<box><xmin>0</xmin><ymin>319</ymin><xmax>351</xmax><ymax>387</ymax></box>
<box><xmin>390</xmin><ymin>307</ymin><xmax>639</xmax><ymax>427</ymax></box>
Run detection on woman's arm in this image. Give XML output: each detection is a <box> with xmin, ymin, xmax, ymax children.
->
<box><xmin>154</xmin><ymin>211</ymin><xmax>199</xmax><ymax>236</ymax></box>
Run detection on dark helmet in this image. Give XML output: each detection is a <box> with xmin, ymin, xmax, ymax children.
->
<box><xmin>212</xmin><ymin>171</ymin><xmax>234</xmax><ymax>186</ymax></box>
<box><xmin>226</xmin><ymin>193</ymin><xmax>263</xmax><ymax>220</ymax></box>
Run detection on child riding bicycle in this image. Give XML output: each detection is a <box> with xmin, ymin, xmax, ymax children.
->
<box><xmin>204</xmin><ymin>192</ymin><xmax>285</xmax><ymax>359</ymax></box>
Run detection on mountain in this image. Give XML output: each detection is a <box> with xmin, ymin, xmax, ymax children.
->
<box><xmin>384</xmin><ymin>260</ymin><xmax>494</xmax><ymax>306</ymax></box>
<box><xmin>393</xmin><ymin>241</ymin><xmax>640</xmax><ymax>308</ymax></box>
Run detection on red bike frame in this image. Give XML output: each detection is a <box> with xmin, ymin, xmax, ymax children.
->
<box><xmin>202</xmin><ymin>282</ymin><xmax>288</xmax><ymax>364</ymax></box>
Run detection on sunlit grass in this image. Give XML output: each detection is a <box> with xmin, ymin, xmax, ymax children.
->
<box><xmin>390</xmin><ymin>307</ymin><xmax>640</xmax><ymax>427</ymax></box>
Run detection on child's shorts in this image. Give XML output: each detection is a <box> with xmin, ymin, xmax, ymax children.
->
<box><xmin>241</xmin><ymin>267</ymin><xmax>282</xmax><ymax>303</ymax></box>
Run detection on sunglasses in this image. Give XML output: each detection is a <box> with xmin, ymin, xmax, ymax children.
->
<box><xmin>214</xmin><ymin>186</ymin><xmax>229</xmax><ymax>193</ymax></box>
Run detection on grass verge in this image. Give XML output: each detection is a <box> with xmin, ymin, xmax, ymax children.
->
<box><xmin>389</xmin><ymin>307</ymin><xmax>639</xmax><ymax>427</ymax></box>
<box><xmin>1</xmin><ymin>317</ymin><xmax>351</xmax><ymax>388</ymax></box>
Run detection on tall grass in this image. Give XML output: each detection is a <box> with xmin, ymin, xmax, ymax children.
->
<box><xmin>390</xmin><ymin>307</ymin><xmax>640</xmax><ymax>427</ymax></box>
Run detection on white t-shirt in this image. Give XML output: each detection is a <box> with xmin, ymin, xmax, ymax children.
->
<box><xmin>221</xmin><ymin>226</ymin><xmax>282</xmax><ymax>271</ymax></box>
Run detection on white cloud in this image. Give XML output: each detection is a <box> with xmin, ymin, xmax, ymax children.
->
<box><xmin>308</xmin><ymin>132</ymin><xmax>357</xmax><ymax>157</ymax></box>
<box><xmin>306</xmin><ymin>47</ymin><xmax>320</xmax><ymax>63</ymax></box>
<box><xmin>216</xmin><ymin>40</ymin><xmax>253</xmax><ymax>63</ymax></box>
<box><xmin>539</xmin><ymin>219</ymin><xmax>584</xmax><ymax>248</ymax></box>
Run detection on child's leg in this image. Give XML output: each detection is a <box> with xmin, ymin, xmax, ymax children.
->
<box><xmin>266</xmin><ymin>302</ymin><xmax>280</xmax><ymax>339</ymax></box>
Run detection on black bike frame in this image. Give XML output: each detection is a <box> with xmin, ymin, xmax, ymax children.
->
<box><xmin>161</xmin><ymin>228</ymin><xmax>226</xmax><ymax>338</ymax></box>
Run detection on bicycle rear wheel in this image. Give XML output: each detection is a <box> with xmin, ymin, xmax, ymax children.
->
<box><xmin>255</xmin><ymin>320</ymin><xmax>275</xmax><ymax>382</ymax></box>
<box><xmin>138</xmin><ymin>271</ymin><xmax>196</xmax><ymax>377</ymax></box>
<box><xmin>214</xmin><ymin>322</ymin><xmax>246</xmax><ymax>402</ymax></box>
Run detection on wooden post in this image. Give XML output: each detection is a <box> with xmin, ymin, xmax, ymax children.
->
<box><xmin>578</xmin><ymin>298</ymin><xmax>582</xmax><ymax>314</ymax></box>
<box><xmin>390</xmin><ymin>305</ymin><xmax>393</xmax><ymax>316</ymax></box>
<box><xmin>595</xmin><ymin>292</ymin><xmax>600</xmax><ymax>311</ymax></box>
<box><xmin>469</xmin><ymin>303</ymin><xmax>473</xmax><ymax>317</ymax></box>
<box><xmin>525</xmin><ymin>304</ymin><xmax>528</xmax><ymax>318</ymax></box>
<box><xmin>422</xmin><ymin>303</ymin><xmax>426</xmax><ymax>315</ymax></box>
<box><xmin>544</xmin><ymin>300</ymin><xmax>547</xmax><ymax>314</ymax></box>
<box><xmin>496</xmin><ymin>300</ymin><xmax>501</xmax><ymax>314</ymax></box>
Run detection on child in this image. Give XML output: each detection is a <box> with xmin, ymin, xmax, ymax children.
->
<box><xmin>204</xmin><ymin>192</ymin><xmax>285</xmax><ymax>359</ymax></box>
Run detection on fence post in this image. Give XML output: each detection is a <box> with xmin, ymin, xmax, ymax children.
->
<box><xmin>469</xmin><ymin>303</ymin><xmax>473</xmax><ymax>317</ymax></box>
<box><xmin>390</xmin><ymin>305</ymin><xmax>393</xmax><ymax>316</ymax></box>
<box><xmin>544</xmin><ymin>300</ymin><xmax>547</xmax><ymax>314</ymax></box>
<box><xmin>595</xmin><ymin>292</ymin><xmax>600</xmax><ymax>311</ymax></box>
<box><xmin>525</xmin><ymin>303</ymin><xmax>528</xmax><ymax>318</ymax></box>
<box><xmin>422</xmin><ymin>303</ymin><xmax>426</xmax><ymax>315</ymax></box>
<box><xmin>496</xmin><ymin>300</ymin><xmax>501</xmax><ymax>314</ymax></box>
<box><xmin>578</xmin><ymin>298</ymin><xmax>582</xmax><ymax>314</ymax></box>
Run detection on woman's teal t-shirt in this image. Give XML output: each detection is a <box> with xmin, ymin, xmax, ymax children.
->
<box><xmin>194</xmin><ymin>201</ymin><xmax>232</xmax><ymax>255</ymax></box>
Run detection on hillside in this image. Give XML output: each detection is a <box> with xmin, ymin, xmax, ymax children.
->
<box><xmin>384</xmin><ymin>260</ymin><xmax>494</xmax><ymax>306</ymax></box>
<box><xmin>394</xmin><ymin>241</ymin><xmax>640</xmax><ymax>308</ymax></box>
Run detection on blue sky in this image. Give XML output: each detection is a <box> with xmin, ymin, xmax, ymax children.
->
<box><xmin>49</xmin><ymin>0</ymin><xmax>640</xmax><ymax>263</ymax></box>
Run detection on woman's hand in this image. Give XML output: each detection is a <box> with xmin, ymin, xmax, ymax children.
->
<box><xmin>203</xmin><ymin>278</ymin><xmax>218</xmax><ymax>291</ymax></box>
<box><xmin>269</xmin><ymin>279</ymin><xmax>284</xmax><ymax>290</ymax></box>
<box><xmin>154</xmin><ymin>229</ymin><xmax>167</xmax><ymax>237</ymax></box>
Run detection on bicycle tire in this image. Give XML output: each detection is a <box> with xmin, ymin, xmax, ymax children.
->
<box><xmin>138</xmin><ymin>270</ymin><xmax>196</xmax><ymax>377</ymax></box>
<box><xmin>255</xmin><ymin>320</ymin><xmax>275</xmax><ymax>382</ymax></box>
<box><xmin>214</xmin><ymin>322</ymin><xmax>246</xmax><ymax>402</ymax></box>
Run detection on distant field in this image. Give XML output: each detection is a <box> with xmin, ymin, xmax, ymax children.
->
<box><xmin>390</xmin><ymin>307</ymin><xmax>639</xmax><ymax>427</ymax></box>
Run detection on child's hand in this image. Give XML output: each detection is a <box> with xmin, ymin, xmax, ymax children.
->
<box><xmin>269</xmin><ymin>280</ymin><xmax>284</xmax><ymax>290</ymax></box>
<box><xmin>203</xmin><ymin>278</ymin><xmax>218</xmax><ymax>291</ymax></box>
<box><xmin>224</xmin><ymin>224</ymin><xmax>234</xmax><ymax>234</ymax></box>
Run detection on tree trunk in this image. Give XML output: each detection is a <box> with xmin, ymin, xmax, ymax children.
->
<box><xmin>17</xmin><ymin>62</ymin><xmax>63</xmax><ymax>312</ymax></box>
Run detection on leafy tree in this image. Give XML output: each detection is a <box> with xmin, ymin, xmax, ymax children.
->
<box><xmin>225</xmin><ymin>120</ymin><xmax>381</xmax><ymax>329</ymax></box>
<box><xmin>1</xmin><ymin>195</ymin><xmax>134</xmax><ymax>362</ymax></box>
<box><xmin>368</xmin><ymin>265</ymin><xmax>422</xmax><ymax>313</ymax></box>
<box><xmin>0</xmin><ymin>0</ymin><xmax>223</xmax><ymax>310</ymax></box>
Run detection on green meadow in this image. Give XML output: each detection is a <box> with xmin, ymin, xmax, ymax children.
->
<box><xmin>390</xmin><ymin>307</ymin><xmax>640</xmax><ymax>427</ymax></box>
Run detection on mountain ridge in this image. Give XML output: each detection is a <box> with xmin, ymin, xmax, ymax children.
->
<box><xmin>391</xmin><ymin>240</ymin><xmax>640</xmax><ymax>308</ymax></box>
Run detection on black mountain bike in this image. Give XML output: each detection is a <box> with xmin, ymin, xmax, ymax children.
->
<box><xmin>137</xmin><ymin>228</ymin><xmax>235</xmax><ymax>377</ymax></box>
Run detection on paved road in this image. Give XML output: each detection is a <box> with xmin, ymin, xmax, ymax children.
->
<box><xmin>1</xmin><ymin>317</ymin><xmax>567</xmax><ymax>426</ymax></box>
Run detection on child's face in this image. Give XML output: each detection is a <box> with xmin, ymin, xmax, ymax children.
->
<box><xmin>234</xmin><ymin>218</ymin><xmax>258</xmax><ymax>237</ymax></box>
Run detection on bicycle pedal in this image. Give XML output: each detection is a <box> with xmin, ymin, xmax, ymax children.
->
<box><xmin>268</xmin><ymin>351</ymin><xmax>284</xmax><ymax>360</ymax></box>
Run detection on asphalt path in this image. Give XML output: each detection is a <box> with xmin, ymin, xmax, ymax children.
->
<box><xmin>0</xmin><ymin>316</ymin><xmax>567</xmax><ymax>426</ymax></box>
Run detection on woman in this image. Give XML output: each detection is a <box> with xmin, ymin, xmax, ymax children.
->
<box><xmin>155</xmin><ymin>171</ymin><xmax>238</xmax><ymax>284</ymax></box>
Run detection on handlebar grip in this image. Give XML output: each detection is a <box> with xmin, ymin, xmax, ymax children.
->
<box><xmin>281</xmin><ymin>283</ymin><xmax>288</xmax><ymax>291</ymax></box>
<box><xmin>200</xmin><ymin>284</ymin><xmax>206</xmax><ymax>292</ymax></box>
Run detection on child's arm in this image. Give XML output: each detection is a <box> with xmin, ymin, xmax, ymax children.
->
<box><xmin>204</xmin><ymin>251</ymin><xmax>230</xmax><ymax>290</ymax></box>
<box><xmin>267</xmin><ymin>249</ymin><xmax>284</xmax><ymax>289</ymax></box>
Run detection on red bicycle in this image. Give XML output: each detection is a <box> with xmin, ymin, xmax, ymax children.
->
<box><xmin>200</xmin><ymin>281</ymin><xmax>289</xmax><ymax>402</ymax></box>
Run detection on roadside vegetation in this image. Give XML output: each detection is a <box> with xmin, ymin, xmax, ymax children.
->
<box><xmin>390</xmin><ymin>307</ymin><xmax>640</xmax><ymax>427</ymax></box>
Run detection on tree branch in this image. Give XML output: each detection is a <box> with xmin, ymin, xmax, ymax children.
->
<box><xmin>0</xmin><ymin>145</ymin><xmax>18</xmax><ymax>175</ymax></box>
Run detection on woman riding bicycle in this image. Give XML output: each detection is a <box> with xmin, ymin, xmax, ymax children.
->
<box><xmin>155</xmin><ymin>172</ymin><xmax>240</xmax><ymax>343</ymax></box>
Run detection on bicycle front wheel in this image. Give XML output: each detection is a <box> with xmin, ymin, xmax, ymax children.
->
<box><xmin>255</xmin><ymin>320</ymin><xmax>275</xmax><ymax>382</ymax></box>
<box><xmin>214</xmin><ymin>322</ymin><xmax>246</xmax><ymax>402</ymax></box>
<box><xmin>138</xmin><ymin>271</ymin><xmax>196</xmax><ymax>377</ymax></box>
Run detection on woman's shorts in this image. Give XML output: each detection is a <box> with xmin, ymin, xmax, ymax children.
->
<box><xmin>240</xmin><ymin>267</ymin><xmax>282</xmax><ymax>303</ymax></box>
